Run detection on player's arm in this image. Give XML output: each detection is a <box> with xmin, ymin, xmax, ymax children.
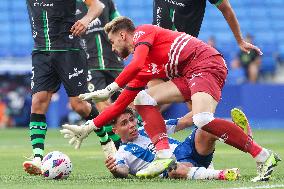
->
<box><xmin>105</xmin><ymin>156</ymin><xmax>129</xmax><ymax>178</ymax></box>
<box><xmin>109</xmin><ymin>0</ymin><xmax>120</xmax><ymax>20</ymax></box>
<box><xmin>93</xmin><ymin>86</ymin><xmax>144</xmax><ymax>127</ymax></box>
<box><xmin>165</xmin><ymin>112</ymin><xmax>194</xmax><ymax>134</ymax></box>
<box><xmin>79</xmin><ymin>45</ymin><xmax>149</xmax><ymax>102</ymax></box>
<box><xmin>71</xmin><ymin>0</ymin><xmax>104</xmax><ymax>36</ymax></box>
<box><xmin>60</xmin><ymin>87</ymin><xmax>143</xmax><ymax>149</ymax></box>
<box><xmin>215</xmin><ymin>0</ymin><xmax>262</xmax><ymax>55</ymax></box>
<box><xmin>115</xmin><ymin>45</ymin><xmax>149</xmax><ymax>88</ymax></box>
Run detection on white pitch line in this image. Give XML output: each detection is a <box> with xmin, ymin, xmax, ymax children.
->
<box><xmin>223</xmin><ymin>184</ymin><xmax>284</xmax><ymax>189</ymax></box>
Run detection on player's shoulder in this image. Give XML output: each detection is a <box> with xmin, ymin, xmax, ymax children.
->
<box><xmin>133</xmin><ymin>25</ymin><xmax>158</xmax><ymax>43</ymax></box>
<box><xmin>134</xmin><ymin>24</ymin><xmax>157</xmax><ymax>34</ymax></box>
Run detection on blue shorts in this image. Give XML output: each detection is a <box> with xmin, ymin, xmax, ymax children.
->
<box><xmin>173</xmin><ymin>128</ymin><xmax>214</xmax><ymax>168</ymax></box>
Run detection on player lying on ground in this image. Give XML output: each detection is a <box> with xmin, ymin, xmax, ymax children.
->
<box><xmin>60</xmin><ymin>17</ymin><xmax>281</xmax><ymax>182</ymax></box>
<box><xmin>104</xmin><ymin>107</ymin><xmax>240</xmax><ymax>180</ymax></box>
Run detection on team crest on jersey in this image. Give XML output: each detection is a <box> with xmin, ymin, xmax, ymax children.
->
<box><xmin>88</xmin><ymin>83</ymin><xmax>95</xmax><ymax>92</ymax></box>
<box><xmin>133</xmin><ymin>31</ymin><xmax>145</xmax><ymax>43</ymax></box>
<box><xmin>147</xmin><ymin>63</ymin><xmax>160</xmax><ymax>75</ymax></box>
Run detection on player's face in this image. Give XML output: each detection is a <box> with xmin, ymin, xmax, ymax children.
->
<box><xmin>113</xmin><ymin>113</ymin><xmax>138</xmax><ymax>142</ymax></box>
<box><xmin>108</xmin><ymin>31</ymin><xmax>131</xmax><ymax>59</ymax></box>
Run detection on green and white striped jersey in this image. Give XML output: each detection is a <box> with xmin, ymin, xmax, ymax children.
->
<box><xmin>76</xmin><ymin>0</ymin><xmax>124</xmax><ymax>70</ymax></box>
<box><xmin>26</xmin><ymin>0</ymin><xmax>82</xmax><ymax>51</ymax></box>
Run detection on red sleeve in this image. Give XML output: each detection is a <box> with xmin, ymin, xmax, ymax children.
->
<box><xmin>115</xmin><ymin>44</ymin><xmax>149</xmax><ymax>87</ymax></box>
<box><xmin>93</xmin><ymin>88</ymin><xmax>141</xmax><ymax>127</ymax></box>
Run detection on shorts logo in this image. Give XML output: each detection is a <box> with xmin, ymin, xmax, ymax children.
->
<box><xmin>133</xmin><ymin>31</ymin><xmax>145</xmax><ymax>43</ymax></box>
<box><xmin>69</xmin><ymin>35</ymin><xmax>74</xmax><ymax>39</ymax></box>
<box><xmin>162</xmin><ymin>0</ymin><xmax>185</xmax><ymax>7</ymax></box>
<box><xmin>88</xmin><ymin>83</ymin><xmax>95</xmax><ymax>92</ymax></box>
<box><xmin>190</xmin><ymin>73</ymin><xmax>202</xmax><ymax>81</ymax></box>
<box><xmin>69</xmin><ymin>68</ymin><xmax>84</xmax><ymax>79</ymax></box>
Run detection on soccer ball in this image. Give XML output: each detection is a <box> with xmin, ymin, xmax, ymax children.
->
<box><xmin>41</xmin><ymin>151</ymin><xmax>72</xmax><ymax>179</ymax></box>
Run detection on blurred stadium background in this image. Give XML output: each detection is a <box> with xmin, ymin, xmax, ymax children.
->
<box><xmin>0</xmin><ymin>0</ymin><xmax>284</xmax><ymax>129</ymax></box>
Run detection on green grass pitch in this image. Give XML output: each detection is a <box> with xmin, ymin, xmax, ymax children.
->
<box><xmin>0</xmin><ymin>129</ymin><xmax>283</xmax><ymax>189</ymax></box>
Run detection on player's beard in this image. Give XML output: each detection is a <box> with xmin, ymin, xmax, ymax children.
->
<box><xmin>119</xmin><ymin>47</ymin><xmax>131</xmax><ymax>59</ymax></box>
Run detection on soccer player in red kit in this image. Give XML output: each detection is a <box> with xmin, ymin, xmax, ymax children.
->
<box><xmin>60</xmin><ymin>17</ymin><xmax>281</xmax><ymax>182</ymax></box>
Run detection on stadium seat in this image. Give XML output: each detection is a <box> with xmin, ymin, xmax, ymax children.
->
<box><xmin>249</xmin><ymin>8</ymin><xmax>268</xmax><ymax>19</ymax></box>
<box><xmin>0</xmin><ymin>11</ymin><xmax>10</xmax><ymax>23</ymax></box>
<box><xmin>0</xmin><ymin>0</ymin><xmax>10</xmax><ymax>11</ymax></box>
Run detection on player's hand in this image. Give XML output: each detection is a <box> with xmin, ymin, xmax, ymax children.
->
<box><xmin>70</xmin><ymin>17</ymin><xmax>91</xmax><ymax>36</ymax></box>
<box><xmin>79</xmin><ymin>82</ymin><xmax>120</xmax><ymax>102</ymax></box>
<box><xmin>105</xmin><ymin>156</ymin><xmax>117</xmax><ymax>173</ymax></box>
<box><xmin>79</xmin><ymin>89</ymin><xmax>111</xmax><ymax>102</ymax></box>
<box><xmin>60</xmin><ymin>120</ymin><xmax>96</xmax><ymax>149</ymax></box>
<box><xmin>238</xmin><ymin>40</ymin><xmax>263</xmax><ymax>55</ymax></box>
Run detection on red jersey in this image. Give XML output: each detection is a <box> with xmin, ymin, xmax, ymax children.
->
<box><xmin>93</xmin><ymin>25</ymin><xmax>221</xmax><ymax>127</ymax></box>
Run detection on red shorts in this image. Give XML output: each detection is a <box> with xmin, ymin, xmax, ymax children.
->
<box><xmin>172</xmin><ymin>55</ymin><xmax>228</xmax><ymax>102</ymax></box>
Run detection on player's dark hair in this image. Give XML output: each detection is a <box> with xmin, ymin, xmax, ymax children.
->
<box><xmin>104</xmin><ymin>16</ymin><xmax>135</xmax><ymax>34</ymax></box>
<box><xmin>110</xmin><ymin>107</ymin><xmax>135</xmax><ymax>126</ymax></box>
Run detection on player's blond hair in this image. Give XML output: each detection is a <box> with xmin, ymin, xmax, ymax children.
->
<box><xmin>104</xmin><ymin>16</ymin><xmax>135</xmax><ymax>34</ymax></box>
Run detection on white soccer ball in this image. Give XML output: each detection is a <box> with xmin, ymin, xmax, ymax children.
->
<box><xmin>41</xmin><ymin>151</ymin><xmax>72</xmax><ymax>179</ymax></box>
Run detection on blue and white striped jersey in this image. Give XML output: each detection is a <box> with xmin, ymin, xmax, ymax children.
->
<box><xmin>115</xmin><ymin>119</ymin><xmax>180</xmax><ymax>175</ymax></box>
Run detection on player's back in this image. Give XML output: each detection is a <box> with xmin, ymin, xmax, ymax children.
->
<box><xmin>134</xmin><ymin>25</ymin><xmax>220</xmax><ymax>79</ymax></box>
<box><xmin>26</xmin><ymin>0</ymin><xmax>81</xmax><ymax>50</ymax></box>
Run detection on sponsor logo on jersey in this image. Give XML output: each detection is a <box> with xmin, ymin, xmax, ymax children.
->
<box><xmin>33</xmin><ymin>0</ymin><xmax>54</xmax><ymax>7</ymax></box>
<box><xmin>133</xmin><ymin>31</ymin><xmax>146</xmax><ymax>43</ymax></box>
<box><xmin>69</xmin><ymin>68</ymin><xmax>84</xmax><ymax>79</ymax></box>
<box><xmin>156</xmin><ymin>6</ymin><xmax>162</xmax><ymax>27</ymax></box>
<box><xmin>162</xmin><ymin>0</ymin><xmax>185</xmax><ymax>7</ymax></box>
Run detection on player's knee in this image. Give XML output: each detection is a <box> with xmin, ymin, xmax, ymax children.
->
<box><xmin>192</xmin><ymin>112</ymin><xmax>214</xmax><ymax>128</ymax></box>
<box><xmin>31</xmin><ymin>93</ymin><xmax>50</xmax><ymax>112</ymax></box>
<box><xmin>70</xmin><ymin>99</ymin><xmax>90</xmax><ymax>117</ymax></box>
<box><xmin>134</xmin><ymin>90</ymin><xmax>158</xmax><ymax>106</ymax></box>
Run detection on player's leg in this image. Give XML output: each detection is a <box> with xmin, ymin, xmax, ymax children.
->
<box><xmin>194</xmin><ymin>129</ymin><xmax>218</xmax><ymax>157</ymax></box>
<box><xmin>104</xmin><ymin>70</ymin><xmax>123</xmax><ymax>149</ymax></box>
<box><xmin>170</xmin><ymin>129</ymin><xmax>239</xmax><ymax>180</ymax></box>
<box><xmin>60</xmin><ymin>50</ymin><xmax>98</xmax><ymax>121</ymax></box>
<box><xmin>192</xmin><ymin>91</ymin><xmax>280</xmax><ymax>182</ymax></box>
<box><xmin>168</xmin><ymin>163</ymin><xmax>240</xmax><ymax>181</ymax></box>
<box><xmin>147</xmin><ymin>79</ymin><xmax>171</xmax><ymax>112</ymax></box>
<box><xmin>58</xmin><ymin>51</ymin><xmax>118</xmax><ymax>155</ymax></box>
<box><xmin>88</xmin><ymin>70</ymin><xmax>121</xmax><ymax>154</ymax></box>
<box><xmin>23</xmin><ymin>51</ymin><xmax>57</xmax><ymax>175</ymax></box>
<box><xmin>135</xmin><ymin>80</ymin><xmax>185</xmax><ymax>178</ymax></box>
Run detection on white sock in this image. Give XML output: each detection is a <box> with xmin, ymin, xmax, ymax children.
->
<box><xmin>156</xmin><ymin>149</ymin><xmax>173</xmax><ymax>159</ymax></box>
<box><xmin>254</xmin><ymin>148</ymin><xmax>270</xmax><ymax>163</ymax></box>
<box><xmin>34</xmin><ymin>157</ymin><xmax>42</xmax><ymax>164</ymax></box>
<box><xmin>187</xmin><ymin>167</ymin><xmax>221</xmax><ymax>180</ymax></box>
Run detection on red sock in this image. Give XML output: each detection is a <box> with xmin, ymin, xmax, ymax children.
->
<box><xmin>202</xmin><ymin>118</ymin><xmax>262</xmax><ymax>157</ymax></box>
<box><xmin>135</xmin><ymin>105</ymin><xmax>170</xmax><ymax>150</ymax></box>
